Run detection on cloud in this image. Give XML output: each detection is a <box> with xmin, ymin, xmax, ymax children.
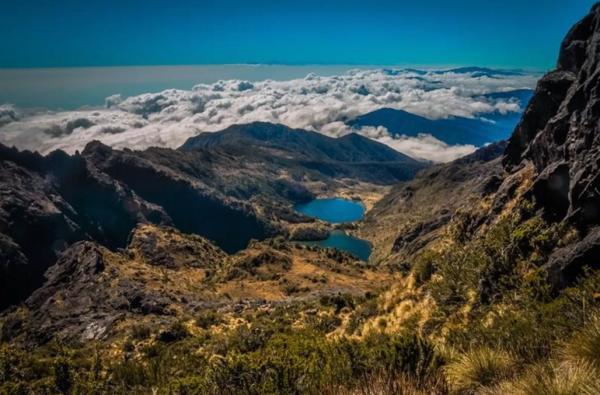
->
<box><xmin>0</xmin><ymin>68</ymin><xmax>539</xmax><ymax>161</ymax></box>
<box><xmin>0</xmin><ymin>104</ymin><xmax>20</xmax><ymax>127</ymax></box>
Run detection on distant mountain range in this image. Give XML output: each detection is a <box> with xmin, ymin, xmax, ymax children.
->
<box><xmin>181</xmin><ymin>121</ymin><xmax>416</xmax><ymax>163</ymax></box>
<box><xmin>347</xmin><ymin>89</ymin><xmax>534</xmax><ymax>146</ymax></box>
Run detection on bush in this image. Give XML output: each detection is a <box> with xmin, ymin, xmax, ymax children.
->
<box><xmin>320</xmin><ymin>293</ymin><xmax>356</xmax><ymax>313</ymax></box>
<box><xmin>157</xmin><ymin>321</ymin><xmax>189</xmax><ymax>343</ymax></box>
<box><xmin>413</xmin><ymin>251</ymin><xmax>436</xmax><ymax>285</ymax></box>
<box><xmin>131</xmin><ymin>324</ymin><xmax>152</xmax><ymax>340</ymax></box>
<box><xmin>444</xmin><ymin>347</ymin><xmax>516</xmax><ymax>393</ymax></box>
<box><xmin>195</xmin><ymin>310</ymin><xmax>224</xmax><ymax>330</ymax></box>
<box><xmin>563</xmin><ymin>313</ymin><xmax>600</xmax><ymax>369</ymax></box>
<box><xmin>54</xmin><ymin>358</ymin><xmax>72</xmax><ymax>394</ymax></box>
<box><xmin>489</xmin><ymin>362</ymin><xmax>600</xmax><ymax>395</ymax></box>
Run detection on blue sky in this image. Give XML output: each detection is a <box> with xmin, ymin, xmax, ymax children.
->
<box><xmin>0</xmin><ymin>0</ymin><xmax>596</xmax><ymax>69</ymax></box>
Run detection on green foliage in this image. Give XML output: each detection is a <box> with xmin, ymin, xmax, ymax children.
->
<box><xmin>346</xmin><ymin>297</ymin><xmax>380</xmax><ymax>335</ymax></box>
<box><xmin>319</xmin><ymin>293</ymin><xmax>356</xmax><ymax>313</ymax></box>
<box><xmin>0</xmin><ymin>323</ymin><xmax>443</xmax><ymax>394</ymax></box>
<box><xmin>54</xmin><ymin>358</ymin><xmax>72</xmax><ymax>394</ymax></box>
<box><xmin>157</xmin><ymin>321</ymin><xmax>189</xmax><ymax>343</ymax></box>
<box><xmin>429</xmin><ymin>209</ymin><xmax>570</xmax><ymax>318</ymax></box>
<box><xmin>305</xmin><ymin>313</ymin><xmax>342</xmax><ymax>333</ymax></box>
<box><xmin>413</xmin><ymin>250</ymin><xmax>437</xmax><ymax>285</ymax></box>
<box><xmin>130</xmin><ymin>324</ymin><xmax>151</xmax><ymax>340</ymax></box>
<box><xmin>195</xmin><ymin>310</ymin><xmax>224</xmax><ymax>330</ymax></box>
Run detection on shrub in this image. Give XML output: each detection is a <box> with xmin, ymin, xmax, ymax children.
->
<box><xmin>562</xmin><ymin>313</ymin><xmax>600</xmax><ymax>369</ymax></box>
<box><xmin>320</xmin><ymin>293</ymin><xmax>356</xmax><ymax>313</ymax></box>
<box><xmin>131</xmin><ymin>324</ymin><xmax>152</xmax><ymax>340</ymax></box>
<box><xmin>54</xmin><ymin>358</ymin><xmax>72</xmax><ymax>394</ymax></box>
<box><xmin>444</xmin><ymin>347</ymin><xmax>516</xmax><ymax>393</ymax></box>
<box><xmin>345</xmin><ymin>297</ymin><xmax>380</xmax><ymax>335</ymax></box>
<box><xmin>413</xmin><ymin>252</ymin><xmax>436</xmax><ymax>285</ymax></box>
<box><xmin>489</xmin><ymin>362</ymin><xmax>600</xmax><ymax>395</ymax></box>
<box><xmin>306</xmin><ymin>313</ymin><xmax>342</xmax><ymax>333</ymax></box>
<box><xmin>195</xmin><ymin>310</ymin><xmax>224</xmax><ymax>330</ymax></box>
<box><xmin>157</xmin><ymin>321</ymin><xmax>189</xmax><ymax>343</ymax></box>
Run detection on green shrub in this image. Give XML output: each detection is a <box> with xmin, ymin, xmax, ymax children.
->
<box><xmin>157</xmin><ymin>321</ymin><xmax>189</xmax><ymax>343</ymax></box>
<box><xmin>54</xmin><ymin>358</ymin><xmax>72</xmax><ymax>394</ymax></box>
<box><xmin>413</xmin><ymin>251</ymin><xmax>437</xmax><ymax>285</ymax></box>
<box><xmin>319</xmin><ymin>293</ymin><xmax>356</xmax><ymax>313</ymax></box>
<box><xmin>131</xmin><ymin>324</ymin><xmax>152</xmax><ymax>340</ymax></box>
<box><xmin>195</xmin><ymin>310</ymin><xmax>224</xmax><ymax>330</ymax></box>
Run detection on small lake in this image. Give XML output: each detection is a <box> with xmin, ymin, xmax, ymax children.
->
<box><xmin>294</xmin><ymin>198</ymin><xmax>365</xmax><ymax>223</ymax></box>
<box><xmin>294</xmin><ymin>198</ymin><xmax>372</xmax><ymax>261</ymax></box>
<box><xmin>302</xmin><ymin>230</ymin><xmax>372</xmax><ymax>261</ymax></box>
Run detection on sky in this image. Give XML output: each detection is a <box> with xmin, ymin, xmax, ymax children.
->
<box><xmin>0</xmin><ymin>0</ymin><xmax>596</xmax><ymax>69</ymax></box>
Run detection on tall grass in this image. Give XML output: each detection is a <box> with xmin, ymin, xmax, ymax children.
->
<box><xmin>443</xmin><ymin>347</ymin><xmax>516</xmax><ymax>394</ymax></box>
<box><xmin>562</xmin><ymin>313</ymin><xmax>600</xmax><ymax>369</ymax></box>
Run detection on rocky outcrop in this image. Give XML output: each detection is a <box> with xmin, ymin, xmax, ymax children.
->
<box><xmin>542</xmin><ymin>227</ymin><xmax>600</xmax><ymax>290</ymax></box>
<box><xmin>0</xmin><ymin>145</ymin><xmax>171</xmax><ymax>309</ymax></box>
<box><xmin>500</xmin><ymin>4</ymin><xmax>600</xmax><ymax>287</ymax></box>
<box><xmin>503</xmin><ymin>4</ymin><xmax>600</xmax><ymax>230</ymax></box>
<box><xmin>127</xmin><ymin>224</ymin><xmax>226</xmax><ymax>269</ymax></box>
<box><xmin>0</xmin><ymin>160</ymin><xmax>84</xmax><ymax>309</ymax></box>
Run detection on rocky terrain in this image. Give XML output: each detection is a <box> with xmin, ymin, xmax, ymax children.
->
<box><xmin>1</xmin><ymin>4</ymin><xmax>600</xmax><ymax>395</ymax></box>
<box><xmin>0</xmin><ymin>124</ymin><xmax>424</xmax><ymax>310</ymax></box>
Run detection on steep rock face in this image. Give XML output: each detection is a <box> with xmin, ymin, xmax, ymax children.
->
<box><xmin>500</xmin><ymin>4</ymin><xmax>600</xmax><ymax>287</ymax></box>
<box><xmin>0</xmin><ymin>160</ymin><xmax>83</xmax><ymax>309</ymax></box>
<box><xmin>82</xmin><ymin>142</ymin><xmax>275</xmax><ymax>253</ymax></box>
<box><xmin>0</xmin><ymin>145</ymin><xmax>171</xmax><ymax>308</ymax></box>
<box><xmin>504</xmin><ymin>4</ymin><xmax>600</xmax><ymax>230</ymax></box>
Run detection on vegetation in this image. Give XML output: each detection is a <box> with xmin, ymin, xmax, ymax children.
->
<box><xmin>1</xmin><ymin>201</ymin><xmax>599</xmax><ymax>395</ymax></box>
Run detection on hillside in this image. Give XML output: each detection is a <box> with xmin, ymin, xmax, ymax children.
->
<box><xmin>0</xmin><ymin>122</ymin><xmax>425</xmax><ymax>310</ymax></box>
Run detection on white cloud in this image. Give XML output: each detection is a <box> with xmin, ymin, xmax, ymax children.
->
<box><xmin>0</xmin><ymin>68</ymin><xmax>538</xmax><ymax>161</ymax></box>
<box><xmin>0</xmin><ymin>104</ymin><xmax>20</xmax><ymax>127</ymax></box>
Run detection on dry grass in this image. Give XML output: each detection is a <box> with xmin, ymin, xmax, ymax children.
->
<box><xmin>443</xmin><ymin>347</ymin><xmax>516</xmax><ymax>394</ymax></box>
<box><xmin>484</xmin><ymin>362</ymin><xmax>600</xmax><ymax>395</ymax></box>
<box><xmin>335</xmin><ymin>372</ymin><xmax>447</xmax><ymax>395</ymax></box>
<box><xmin>562</xmin><ymin>313</ymin><xmax>600</xmax><ymax>369</ymax></box>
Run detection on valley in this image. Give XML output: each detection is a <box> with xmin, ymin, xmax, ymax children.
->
<box><xmin>1</xmin><ymin>4</ymin><xmax>600</xmax><ymax>395</ymax></box>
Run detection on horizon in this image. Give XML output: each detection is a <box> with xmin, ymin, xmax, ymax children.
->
<box><xmin>1</xmin><ymin>0</ymin><xmax>596</xmax><ymax>69</ymax></box>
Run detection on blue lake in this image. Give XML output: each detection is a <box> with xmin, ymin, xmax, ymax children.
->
<box><xmin>294</xmin><ymin>198</ymin><xmax>365</xmax><ymax>224</ymax></box>
<box><xmin>303</xmin><ymin>230</ymin><xmax>372</xmax><ymax>262</ymax></box>
<box><xmin>294</xmin><ymin>198</ymin><xmax>372</xmax><ymax>261</ymax></box>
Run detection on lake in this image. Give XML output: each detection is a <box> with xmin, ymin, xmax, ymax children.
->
<box><xmin>294</xmin><ymin>198</ymin><xmax>365</xmax><ymax>223</ymax></box>
<box><xmin>302</xmin><ymin>230</ymin><xmax>372</xmax><ymax>262</ymax></box>
<box><xmin>294</xmin><ymin>198</ymin><xmax>372</xmax><ymax>261</ymax></box>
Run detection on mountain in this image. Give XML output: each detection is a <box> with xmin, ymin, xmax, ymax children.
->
<box><xmin>0</xmin><ymin>122</ymin><xmax>426</xmax><ymax>309</ymax></box>
<box><xmin>2</xmin><ymin>5</ymin><xmax>600</xmax><ymax>395</ymax></box>
<box><xmin>439</xmin><ymin>66</ymin><xmax>527</xmax><ymax>77</ymax></box>
<box><xmin>347</xmin><ymin>108</ymin><xmax>496</xmax><ymax>145</ymax></box>
<box><xmin>347</xmin><ymin>88</ymin><xmax>533</xmax><ymax>147</ymax></box>
<box><xmin>359</xmin><ymin>141</ymin><xmax>507</xmax><ymax>263</ymax></box>
<box><xmin>181</xmin><ymin>121</ymin><xmax>418</xmax><ymax>163</ymax></box>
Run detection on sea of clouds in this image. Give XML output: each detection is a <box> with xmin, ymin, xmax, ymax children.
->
<box><xmin>0</xmin><ymin>68</ymin><xmax>539</xmax><ymax>162</ymax></box>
